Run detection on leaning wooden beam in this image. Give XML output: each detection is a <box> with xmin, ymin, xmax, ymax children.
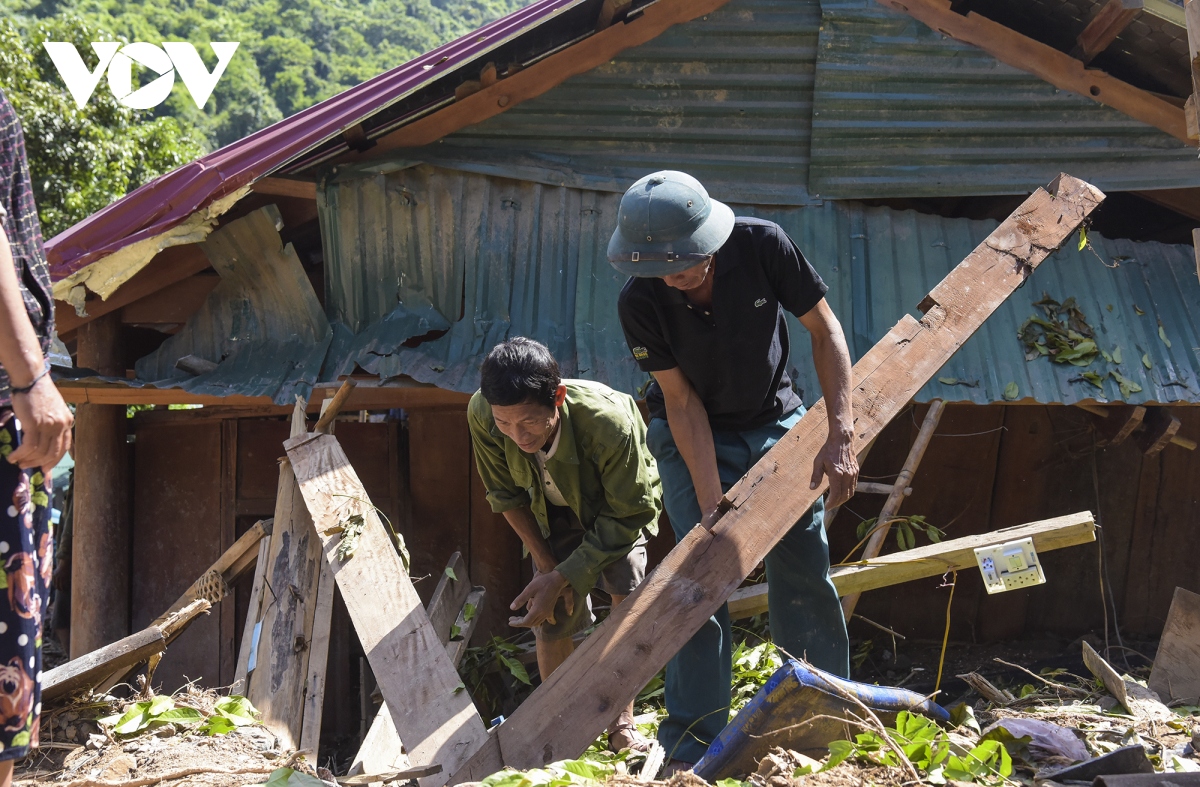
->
<box><xmin>730</xmin><ymin>512</ymin><xmax>1095</xmax><ymax>619</ymax></box>
<box><xmin>1070</xmin><ymin>0</ymin><xmax>1143</xmax><ymax>64</ymax></box>
<box><xmin>841</xmin><ymin>399</ymin><xmax>945</xmax><ymax>619</ymax></box>
<box><xmin>286</xmin><ymin>433</ymin><xmax>489</xmax><ymax>787</ymax></box>
<box><xmin>43</xmin><ymin>600</ymin><xmax>210</xmax><ymax>702</ymax></box>
<box><xmin>349</xmin><ymin>552</ymin><xmax>478</xmax><ymax>784</ymax></box>
<box><xmin>878</xmin><ymin>0</ymin><xmax>1192</xmax><ymax>144</ymax></box>
<box><xmin>452</xmin><ymin>174</ymin><xmax>1104</xmax><ymax>779</ymax></box>
<box><xmin>97</xmin><ymin>522</ymin><xmax>271</xmax><ymax>692</ymax></box>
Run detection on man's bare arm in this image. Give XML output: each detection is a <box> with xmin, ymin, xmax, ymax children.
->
<box><xmin>653</xmin><ymin>367</ymin><xmax>724</xmax><ymax>526</ymax></box>
<box><xmin>798</xmin><ymin>297</ymin><xmax>858</xmax><ymax>506</ymax></box>
<box><xmin>0</xmin><ymin>227</ymin><xmax>71</xmax><ymax>470</ymax></box>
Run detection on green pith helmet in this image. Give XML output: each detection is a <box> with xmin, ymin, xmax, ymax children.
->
<box><xmin>607</xmin><ymin>171</ymin><xmax>735</xmax><ymax>277</ymax></box>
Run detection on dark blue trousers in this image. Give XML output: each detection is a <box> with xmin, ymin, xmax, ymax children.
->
<box><xmin>646</xmin><ymin>408</ymin><xmax>850</xmax><ymax>763</ymax></box>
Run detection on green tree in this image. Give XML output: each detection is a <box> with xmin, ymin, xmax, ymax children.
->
<box><xmin>0</xmin><ymin>14</ymin><xmax>206</xmax><ymax>238</ymax></box>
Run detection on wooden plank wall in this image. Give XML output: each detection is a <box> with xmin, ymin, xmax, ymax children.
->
<box><xmin>131</xmin><ymin>402</ymin><xmax>1200</xmax><ymax>693</ymax></box>
<box><xmin>829</xmin><ymin>404</ymin><xmax>1200</xmax><ymax>641</ymax></box>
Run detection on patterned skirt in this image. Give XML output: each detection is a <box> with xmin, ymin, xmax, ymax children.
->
<box><xmin>0</xmin><ymin>412</ymin><xmax>51</xmax><ymax>761</ymax></box>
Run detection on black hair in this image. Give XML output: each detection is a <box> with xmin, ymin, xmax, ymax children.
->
<box><xmin>479</xmin><ymin>337</ymin><xmax>561</xmax><ymax>408</ymax></box>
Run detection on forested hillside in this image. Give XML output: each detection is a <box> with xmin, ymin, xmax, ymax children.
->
<box><xmin>0</xmin><ymin>0</ymin><xmax>532</xmax><ymax>237</ymax></box>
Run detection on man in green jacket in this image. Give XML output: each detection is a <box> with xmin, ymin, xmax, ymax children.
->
<box><xmin>468</xmin><ymin>337</ymin><xmax>662</xmax><ymax>752</ymax></box>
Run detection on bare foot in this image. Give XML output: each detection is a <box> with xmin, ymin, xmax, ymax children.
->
<box><xmin>607</xmin><ymin>722</ymin><xmax>651</xmax><ymax>753</ymax></box>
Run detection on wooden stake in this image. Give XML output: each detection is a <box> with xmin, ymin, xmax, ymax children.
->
<box><xmin>841</xmin><ymin>399</ymin><xmax>945</xmax><ymax>619</ymax></box>
<box><xmin>315</xmin><ymin>378</ymin><xmax>358</xmax><ymax>433</ymax></box>
<box><xmin>451</xmin><ymin>174</ymin><xmax>1104</xmax><ymax>778</ymax></box>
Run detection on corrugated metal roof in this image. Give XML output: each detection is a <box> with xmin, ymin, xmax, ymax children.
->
<box><xmin>132</xmin><ymin>206</ymin><xmax>332</xmax><ymax>404</ymax></box>
<box><xmin>806</xmin><ymin>0</ymin><xmax>1200</xmax><ymax>199</ymax></box>
<box><xmin>46</xmin><ymin>0</ymin><xmax>607</xmax><ymax>278</ymax></box>
<box><xmin>427</xmin><ymin>0</ymin><xmax>823</xmax><ymax>205</ymax></box>
<box><xmin>316</xmin><ymin>164</ymin><xmax>1200</xmax><ymax>405</ymax></box>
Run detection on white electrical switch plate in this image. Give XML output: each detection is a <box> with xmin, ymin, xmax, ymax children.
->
<box><xmin>974</xmin><ymin>537</ymin><xmax>1045</xmax><ymax>594</ymax></box>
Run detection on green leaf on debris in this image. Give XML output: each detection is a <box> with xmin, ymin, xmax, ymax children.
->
<box><xmin>498</xmin><ymin>652</ymin><xmax>532</xmax><ymax>686</ymax></box>
<box><xmin>445</xmin><ymin>566</ymin><xmax>459</xmax><ymax>581</ymax></box>
<box><xmin>1159</xmin><ymin>324</ymin><xmax>1172</xmax><ymax>348</ymax></box>
<box><xmin>335</xmin><ymin>514</ymin><xmax>366</xmax><ymax>562</ymax></box>
<box><xmin>949</xmin><ymin>702</ymin><xmax>981</xmax><ymax>734</ymax></box>
<box><xmin>450</xmin><ymin>624</ymin><xmax>462</xmax><ymax>640</ymax></box>
<box><xmin>463</xmin><ymin>603</ymin><xmax>477</xmax><ymax>622</ymax></box>
<box><xmin>1134</xmin><ymin>304</ymin><xmax>1145</xmax><ymax>315</ymax></box>
<box><xmin>1143</xmin><ymin>354</ymin><xmax>1152</xmax><ymax>369</ymax></box>
<box><xmin>1112</xmin><ymin>346</ymin><xmax>1122</xmax><ymax>364</ymax></box>
<box><xmin>1003</xmin><ymin>382</ymin><xmax>1019</xmax><ymax>400</ymax></box>
<box><xmin>938</xmin><ymin>377</ymin><xmax>979</xmax><ymax>387</ymax></box>
<box><xmin>1077</xmin><ymin>226</ymin><xmax>1088</xmax><ymax>251</ymax></box>
<box><xmin>1081</xmin><ymin>371</ymin><xmax>1105</xmax><ymax>389</ymax></box>
<box><xmin>258</xmin><ymin>768</ymin><xmax>328</xmax><ymax>787</ymax></box>
<box><xmin>155</xmin><ymin>708</ymin><xmax>203</xmax><ymax>724</ymax></box>
<box><xmin>1111</xmin><ymin>371</ymin><xmax>1143</xmax><ymax>399</ymax></box>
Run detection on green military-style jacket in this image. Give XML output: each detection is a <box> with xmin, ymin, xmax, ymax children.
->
<box><xmin>467</xmin><ymin>379</ymin><xmax>662</xmax><ymax>596</ymax></box>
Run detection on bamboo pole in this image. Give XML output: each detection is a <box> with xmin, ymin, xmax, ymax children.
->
<box><xmin>840</xmin><ymin>399</ymin><xmax>946</xmax><ymax>619</ymax></box>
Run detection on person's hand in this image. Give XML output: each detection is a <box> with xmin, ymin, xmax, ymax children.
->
<box><xmin>509</xmin><ymin>569</ymin><xmax>573</xmax><ymax>629</ymax></box>
<box><xmin>9</xmin><ymin>376</ymin><xmax>73</xmax><ymax>471</ymax></box>
<box><xmin>810</xmin><ymin>430</ymin><xmax>858</xmax><ymax>507</ymax></box>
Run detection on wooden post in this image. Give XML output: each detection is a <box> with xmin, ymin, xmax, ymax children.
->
<box><xmin>71</xmin><ymin>312</ymin><xmax>131</xmax><ymax>658</ymax></box>
<box><xmin>840</xmin><ymin>399</ymin><xmax>945</xmax><ymax>619</ymax></box>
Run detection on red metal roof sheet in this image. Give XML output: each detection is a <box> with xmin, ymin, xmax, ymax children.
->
<box><xmin>46</xmin><ymin>0</ymin><xmax>584</xmax><ymax>280</ymax></box>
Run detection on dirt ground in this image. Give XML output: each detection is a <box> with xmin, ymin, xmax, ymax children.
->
<box><xmin>17</xmin><ymin>689</ymin><xmax>303</xmax><ymax>787</ymax></box>
<box><xmin>19</xmin><ymin>633</ymin><xmax>1198</xmax><ymax>786</ymax></box>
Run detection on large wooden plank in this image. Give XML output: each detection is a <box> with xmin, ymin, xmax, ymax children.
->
<box><xmin>729</xmin><ymin>513</ymin><xmax>1095</xmax><ymax>618</ymax></box>
<box><xmin>1149</xmin><ymin>587</ymin><xmax>1200</xmax><ymax>702</ymax></box>
<box><xmin>43</xmin><ymin>628</ymin><xmax>166</xmax><ymax>702</ymax></box>
<box><xmin>452</xmin><ymin>175</ymin><xmax>1104</xmax><ymax>778</ymax></box>
<box><xmin>352</xmin><ymin>558</ymin><xmax>483</xmax><ymax>784</ymax></box>
<box><xmin>285</xmin><ymin>432</ymin><xmax>489</xmax><ymax>787</ymax></box>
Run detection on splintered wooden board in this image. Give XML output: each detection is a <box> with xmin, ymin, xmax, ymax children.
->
<box><xmin>1149</xmin><ymin>587</ymin><xmax>1200</xmax><ymax>702</ymax></box>
<box><xmin>450</xmin><ymin>174</ymin><xmax>1105</xmax><ymax>780</ymax></box>
<box><xmin>285</xmin><ymin>433</ymin><xmax>488</xmax><ymax>787</ymax></box>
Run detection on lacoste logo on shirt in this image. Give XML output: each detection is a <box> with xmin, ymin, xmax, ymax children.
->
<box><xmin>755</xmin><ymin>298</ymin><xmax>768</xmax><ymax>307</ymax></box>
<box><xmin>632</xmin><ymin>346</ymin><xmax>649</xmax><ymax>360</ymax></box>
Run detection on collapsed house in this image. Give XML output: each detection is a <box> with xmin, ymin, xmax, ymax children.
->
<box><xmin>42</xmin><ymin>0</ymin><xmax>1200</xmax><ymax>765</ymax></box>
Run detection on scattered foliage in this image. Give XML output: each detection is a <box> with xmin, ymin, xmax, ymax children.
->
<box><xmin>99</xmin><ymin>693</ymin><xmax>259</xmax><ymax>737</ymax></box>
<box><xmin>825</xmin><ymin>711</ymin><xmax>1014</xmax><ymax>785</ymax></box>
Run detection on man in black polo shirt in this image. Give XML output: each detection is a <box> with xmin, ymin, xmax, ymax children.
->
<box><xmin>611</xmin><ymin>171</ymin><xmax>858</xmax><ymax>770</ymax></box>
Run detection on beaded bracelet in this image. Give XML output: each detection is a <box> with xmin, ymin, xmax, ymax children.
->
<box><xmin>11</xmin><ymin>360</ymin><xmax>51</xmax><ymax>395</ymax></box>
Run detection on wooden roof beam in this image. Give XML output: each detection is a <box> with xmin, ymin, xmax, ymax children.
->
<box><xmin>877</xmin><ymin>0</ymin><xmax>1194</xmax><ymax>145</ymax></box>
<box><xmin>1070</xmin><ymin>0</ymin><xmax>1143</xmax><ymax>64</ymax></box>
<box><xmin>55</xmin><ymin>377</ymin><xmax>470</xmax><ymax>411</ymax></box>
<box><xmin>54</xmin><ymin>243</ymin><xmax>212</xmax><ymax>339</ymax></box>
